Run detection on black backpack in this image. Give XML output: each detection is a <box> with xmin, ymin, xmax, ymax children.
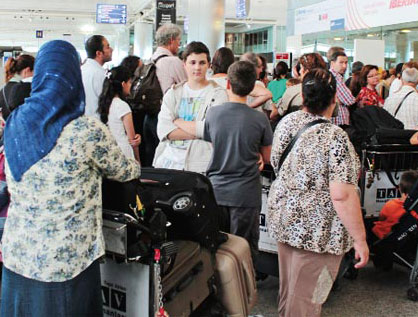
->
<box><xmin>129</xmin><ymin>55</ymin><xmax>168</xmax><ymax>116</ymax></box>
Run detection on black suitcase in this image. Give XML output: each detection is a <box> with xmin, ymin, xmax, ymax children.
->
<box><xmin>102</xmin><ymin>168</ymin><xmax>227</xmax><ymax>251</ymax></box>
<box><xmin>162</xmin><ymin>240</ymin><xmax>216</xmax><ymax>317</ymax></box>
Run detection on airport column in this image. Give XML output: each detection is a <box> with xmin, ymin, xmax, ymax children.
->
<box><xmin>113</xmin><ymin>27</ymin><xmax>130</xmax><ymax>65</ymax></box>
<box><xmin>396</xmin><ymin>33</ymin><xmax>408</xmax><ymax>64</ymax></box>
<box><xmin>187</xmin><ymin>0</ymin><xmax>225</xmax><ymax>56</ymax></box>
<box><xmin>414</xmin><ymin>42</ymin><xmax>418</xmax><ymax>63</ymax></box>
<box><xmin>134</xmin><ymin>22</ymin><xmax>153</xmax><ymax>60</ymax></box>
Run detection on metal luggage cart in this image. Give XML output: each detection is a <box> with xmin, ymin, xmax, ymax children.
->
<box><xmin>359</xmin><ymin>144</ymin><xmax>418</xmax><ymax>301</ymax></box>
<box><xmin>359</xmin><ymin>144</ymin><xmax>418</xmax><ymax>218</ymax></box>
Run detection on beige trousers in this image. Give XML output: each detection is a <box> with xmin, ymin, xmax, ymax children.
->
<box><xmin>277</xmin><ymin>242</ymin><xmax>343</xmax><ymax>317</ymax></box>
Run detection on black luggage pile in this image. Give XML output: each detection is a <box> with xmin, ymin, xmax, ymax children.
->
<box><xmin>102</xmin><ymin>168</ymin><xmax>228</xmax><ymax>316</ymax></box>
<box><xmin>345</xmin><ymin>105</ymin><xmax>417</xmax><ymax>153</ymax></box>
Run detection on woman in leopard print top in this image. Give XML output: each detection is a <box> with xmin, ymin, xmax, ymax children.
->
<box><xmin>267</xmin><ymin>68</ymin><xmax>369</xmax><ymax>317</ymax></box>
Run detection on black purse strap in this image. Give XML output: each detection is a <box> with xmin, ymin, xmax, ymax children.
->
<box><xmin>277</xmin><ymin>119</ymin><xmax>328</xmax><ymax>173</ymax></box>
<box><xmin>394</xmin><ymin>91</ymin><xmax>414</xmax><ymax>117</ymax></box>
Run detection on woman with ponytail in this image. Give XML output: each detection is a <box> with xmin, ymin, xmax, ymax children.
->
<box><xmin>98</xmin><ymin>66</ymin><xmax>141</xmax><ymax>162</ymax></box>
<box><xmin>0</xmin><ymin>54</ymin><xmax>35</xmax><ymax>119</ymax></box>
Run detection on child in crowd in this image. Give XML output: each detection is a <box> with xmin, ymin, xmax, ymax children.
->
<box><xmin>269</xmin><ymin>77</ymin><xmax>300</xmax><ymax>122</ymax></box>
<box><xmin>98</xmin><ymin>66</ymin><xmax>141</xmax><ymax>162</ymax></box>
<box><xmin>174</xmin><ymin>61</ymin><xmax>273</xmax><ymax>262</ymax></box>
<box><xmin>153</xmin><ymin>41</ymin><xmax>228</xmax><ymax>173</ymax></box>
<box><xmin>372</xmin><ymin>170</ymin><xmax>418</xmax><ymax>239</ymax></box>
<box><xmin>286</xmin><ymin>77</ymin><xmax>301</xmax><ymax>88</ymax></box>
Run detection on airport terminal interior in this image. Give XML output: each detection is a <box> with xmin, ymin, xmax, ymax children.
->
<box><xmin>0</xmin><ymin>0</ymin><xmax>418</xmax><ymax>316</ymax></box>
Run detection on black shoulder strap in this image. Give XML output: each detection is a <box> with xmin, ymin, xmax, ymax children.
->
<box><xmin>277</xmin><ymin>119</ymin><xmax>328</xmax><ymax>173</ymax></box>
<box><xmin>153</xmin><ymin>54</ymin><xmax>169</xmax><ymax>64</ymax></box>
<box><xmin>394</xmin><ymin>91</ymin><xmax>414</xmax><ymax>117</ymax></box>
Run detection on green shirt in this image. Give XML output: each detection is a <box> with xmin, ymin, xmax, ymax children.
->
<box><xmin>268</xmin><ymin>78</ymin><xmax>287</xmax><ymax>103</ymax></box>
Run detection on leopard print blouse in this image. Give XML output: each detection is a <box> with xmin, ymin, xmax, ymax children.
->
<box><xmin>267</xmin><ymin>110</ymin><xmax>360</xmax><ymax>255</ymax></box>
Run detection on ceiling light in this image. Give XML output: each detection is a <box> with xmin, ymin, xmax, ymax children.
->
<box><xmin>333</xmin><ymin>37</ymin><xmax>343</xmax><ymax>41</ymax></box>
<box><xmin>367</xmin><ymin>33</ymin><xmax>374</xmax><ymax>37</ymax></box>
<box><xmin>400</xmin><ymin>29</ymin><xmax>411</xmax><ymax>33</ymax></box>
<box><xmin>81</xmin><ymin>24</ymin><xmax>95</xmax><ymax>34</ymax></box>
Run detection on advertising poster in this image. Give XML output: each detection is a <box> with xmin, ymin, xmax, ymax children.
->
<box><xmin>294</xmin><ymin>0</ymin><xmax>345</xmax><ymax>35</ymax></box>
<box><xmin>346</xmin><ymin>0</ymin><xmax>418</xmax><ymax>30</ymax></box>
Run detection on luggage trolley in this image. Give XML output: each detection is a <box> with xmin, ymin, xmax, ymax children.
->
<box><xmin>359</xmin><ymin>144</ymin><xmax>418</xmax><ymax>218</ymax></box>
<box><xmin>359</xmin><ymin>144</ymin><xmax>418</xmax><ymax>301</ymax></box>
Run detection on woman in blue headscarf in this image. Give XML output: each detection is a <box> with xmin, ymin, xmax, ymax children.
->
<box><xmin>0</xmin><ymin>40</ymin><xmax>140</xmax><ymax>316</ymax></box>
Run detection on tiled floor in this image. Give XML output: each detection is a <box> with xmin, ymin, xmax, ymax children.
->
<box><xmin>251</xmin><ymin>262</ymin><xmax>418</xmax><ymax>317</ymax></box>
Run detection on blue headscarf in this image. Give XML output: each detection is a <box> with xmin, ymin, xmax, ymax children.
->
<box><xmin>4</xmin><ymin>40</ymin><xmax>85</xmax><ymax>181</ymax></box>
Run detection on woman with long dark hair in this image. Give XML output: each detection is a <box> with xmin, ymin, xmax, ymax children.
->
<box><xmin>98</xmin><ymin>66</ymin><xmax>141</xmax><ymax>161</ymax></box>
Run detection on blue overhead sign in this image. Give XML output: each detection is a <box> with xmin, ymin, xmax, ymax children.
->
<box><xmin>236</xmin><ymin>0</ymin><xmax>249</xmax><ymax>19</ymax></box>
<box><xmin>96</xmin><ymin>4</ymin><xmax>127</xmax><ymax>24</ymax></box>
<box><xmin>330</xmin><ymin>18</ymin><xmax>345</xmax><ymax>31</ymax></box>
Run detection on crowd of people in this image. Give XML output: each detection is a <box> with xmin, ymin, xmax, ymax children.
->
<box><xmin>0</xmin><ymin>22</ymin><xmax>417</xmax><ymax>316</ymax></box>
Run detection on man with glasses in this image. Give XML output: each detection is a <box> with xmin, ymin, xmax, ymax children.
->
<box><xmin>329</xmin><ymin>51</ymin><xmax>356</xmax><ymax>126</ymax></box>
<box><xmin>82</xmin><ymin>35</ymin><xmax>113</xmax><ymax>119</ymax></box>
<box><xmin>144</xmin><ymin>23</ymin><xmax>187</xmax><ymax>166</ymax></box>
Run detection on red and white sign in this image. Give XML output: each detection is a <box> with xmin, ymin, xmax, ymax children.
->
<box><xmin>346</xmin><ymin>0</ymin><xmax>418</xmax><ymax>30</ymax></box>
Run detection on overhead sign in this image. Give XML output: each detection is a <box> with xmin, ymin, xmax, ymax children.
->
<box><xmin>36</xmin><ymin>30</ymin><xmax>43</xmax><ymax>38</ymax></box>
<box><xmin>236</xmin><ymin>0</ymin><xmax>250</xmax><ymax>19</ymax></box>
<box><xmin>96</xmin><ymin>4</ymin><xmax>127</xmax><ymax>24</ymax></box>
<box><xmin>156</xmin><ymin>0</ymin><xmax>176</xmax><ymax>30</ymax></box>
<box><xmin>346</xmin><ymin>0</ymin><xmax>418</xmax><ymax>30</ymax></box>
<box><xmin>294</xmin><ymin>0</ymin><xmax>345</xmax><ymax>35</ymax></box>
<box><xmin>295</xmin><ymin>0</ymin><xmax>418</xmax><ymax>34</ymax></box>
<box><xmin>330</xmin><ymin>18</ymin><xmax>345</xmax><ymax>31</ymax></box>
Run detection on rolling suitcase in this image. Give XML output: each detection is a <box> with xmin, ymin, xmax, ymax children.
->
<box><xmin>215</xmin><ymin>234</ymin><xmax>258</xmax><ymax>317</ymax></box>
<box><xmin>162</xmin><ymin>240</ymin><xmax>216</xmax><ymax>317</ymax></box>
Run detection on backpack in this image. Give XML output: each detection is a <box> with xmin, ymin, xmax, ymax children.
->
<box><xmin>129</xmin><ymin>55</ymin><xmax>168</xmax><ymax>116</ymax></box>
<box><xmin>345</xmin><ymin>105</ymin><xmax>413</xmax><ymax>153</ymax></box>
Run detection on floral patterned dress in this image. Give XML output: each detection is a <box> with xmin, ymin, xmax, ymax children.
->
<box><xmin>2</xmin><ymin>116</ymin><xmax>140</xmax><ymax>282</ymax></box>
<box><xmin>267</xmin><ymin>110</ymin><xmax>360</xmax><ymax>255</ymax></box>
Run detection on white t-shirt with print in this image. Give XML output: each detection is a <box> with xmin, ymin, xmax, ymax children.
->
<box><xmin>107</xmin><ymin>97</ymin><xmax>134</xmax><ymax>159</ymax></box>
<box><xmin>155</xmin><ymin>83</ymin><xmax>210</xmax><ymax>170</ymax></box>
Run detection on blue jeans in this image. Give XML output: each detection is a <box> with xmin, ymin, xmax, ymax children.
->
<box><xmin>0</xmin><ymin>260</ymin><xmax>103</xmax><ymax>317</ymax></box>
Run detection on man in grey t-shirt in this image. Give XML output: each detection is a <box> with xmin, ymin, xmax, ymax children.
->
<box><xmin>174</xmin><ymin>61</ymin><xmax>272</xmax><ymax>262</ymax></box>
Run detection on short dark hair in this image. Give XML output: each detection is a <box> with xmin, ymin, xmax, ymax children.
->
<box><xmin>326</xmin><ymin>46</ymin><xmax>345</xmax><ymax>61</ymax></box>
<box><xmin>85</xmin><ymin>35</ymin><xmax>105</xmax><ymax>59</ymax></box>
<box><xmin>211</xmin><ymin>47</ymin><xmax>235</xmax><ymax>74</ymax></box>
<box><xmin>227</xmin><ymin>61</ymin><xmax>256</xmax><ymax>97</ymax></box>
<box><xmin>302</xmin><ymin>68</ymin><xmax>336</xmax><ymax>115</ymax></box>
<box><xmin>395</xmin><ymin>63</ymin><xmax>404</xmax><ymax>76</ymax></box>
<box><xmin>330</xmin><ymin>51</ymin><xmax>347</xmax><ymax>62</ymax></box>
<box><xmin>352</xmin><ymin>61</ymin><xmax>364</xmax><ymax>74</ymax></box>
<box><xmin>183</xmin><ymin>41</ymin><xmax>210</xmax><ymax>62</ymax></box>
<box><xmin>399</xmin><ymin>171</ymin><xmax>418</xmax><ymax>195</ymax></box>
<box><xmin>273</xmin><ymin>61</ymin><xmax>289</xmax><ymax>79</ymax></box>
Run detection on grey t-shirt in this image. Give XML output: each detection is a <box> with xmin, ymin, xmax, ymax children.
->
<box><xmin>204</xmin><ymin>102</ymin><xmax>273</xmax><ymax>207</ymax></box>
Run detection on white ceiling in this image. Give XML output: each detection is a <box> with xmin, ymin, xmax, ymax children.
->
<box><xmin>0</xmin><ymin>0</ymin><xmax>287</xmax><ymax>52</ymax></box>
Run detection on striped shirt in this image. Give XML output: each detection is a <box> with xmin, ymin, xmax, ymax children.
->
<box><xmin>330</xmin><ymin>69</ymin><xmax>355</xmax><ymax>126</ymax></box>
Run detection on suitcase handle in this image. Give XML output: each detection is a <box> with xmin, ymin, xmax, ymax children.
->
<box><xmin>242</xmin><ymin>261</ymin><xmax>257</xmax><ymax>304</ymax></box>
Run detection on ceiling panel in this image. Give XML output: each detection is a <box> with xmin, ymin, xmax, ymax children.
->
<box><xmin>0</xmin><ymin>0</ymin><xmax>287</xmax><ymax>51</ymax></box>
